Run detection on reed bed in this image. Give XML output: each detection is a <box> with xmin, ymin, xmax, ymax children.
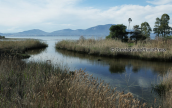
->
<box><xmin>152</xmin><ymin>67</ymin><xmax>172</xmax><ymax>108</ymax></box>
<box><xmin>56</xmin><ymin>37</ymin><xmax>128</xmax><ymax>56</ymax></box>
<box><xmin>0</xmin><ymin>39</ymin><xmax>48</xmax><ymax>52</ymax></box>
<box><xmin>55</xmin><ymin>37</ymin><xmax>172</xmax><ymax>61</ymax></box>
<box><xmin>0</xmin><ymin>55</ymin><xmax>163</xmax><ymax>108</ymax></box>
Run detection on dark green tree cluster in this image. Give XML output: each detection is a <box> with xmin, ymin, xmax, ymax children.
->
<box><xmin>106</xmin><ymin>22</ymin><xmax>151</xmax><ymax>43</ymax></box>
<box><xmin>130</xmin><ymin>22</ymin><xmax>152</xmax><ymax>41</ymax></box>
<box><xmin>0</xmin><ymin>35</ymin><xmax>5</xmax><ymax>39</ymax></box>
<box><xmin>130</xmin><ymin>25</ymin><xmax>146</xmax><ymax>43</ymax></box>
<box><xmin>141</xmin><ymin>22</ymin><xmax>152</xmax><ymax>38</ymax></box>
<box><xmin>153</xmin><ymin>13</ymin><xmax>172</xmax><ymax>37</ymax></box>
<box><xmin>106</xmin><ymin>24</ymin><xmax>128</xmax><ymax>41</ymax></box>
<box><xmin>106</xmin><ymin>13</ymin><xmax>172</xmax><ymax>43</ymax></box>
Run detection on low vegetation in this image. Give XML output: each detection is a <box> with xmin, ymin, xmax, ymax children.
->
<box><xmin>0</xmin><ymin>39</ymin><xmax>48</xmax><ymax>58</ymax></box>
<box><xmin>55</xmin><ymin>36</ymin><xmax>172</xmax><ymax>61</ymax></box>
<box><xmin>0</xmin><ymin>55</ymin><xmax>164</xmax><ymax>108</ymax></box>
<box><xmin>151</xmin><ymin>67</ymin><xmax>172</xmax><ymax>108</ymax></box>
<box><xmin>55</xmin><ymin>36</ymin><xmax>172</xmax><ymax>107</ymax></box>
<box><xmin>0</xmin><ymin>37</ymin><xmax>171</xmax><ymax>107</ymax></box>
<box><xmin>0</xmin><ymin>36</ymin><xmax>5</xmax><ymax>39</ymax></box>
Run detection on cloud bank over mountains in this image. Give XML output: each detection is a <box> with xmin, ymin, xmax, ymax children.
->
<box><xmin>0</xmin><ymin>0</ymin><xmax>171</xmax><ymax>33</ymax></box>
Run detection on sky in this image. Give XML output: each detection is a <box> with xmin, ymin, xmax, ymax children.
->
<box><xmin>0</xmin><ymin>0</ymin><xmax>172</xmax><ymax>33</ymax></box>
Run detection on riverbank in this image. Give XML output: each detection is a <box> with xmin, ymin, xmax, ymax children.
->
<box><xmin>0</xmin><ymin>56</ymin><xmax>163</xmax><ymax>108</ymax></box>
<box><xmin>152</xmin><ymin>68</ymin><xmax>172</xmax><ymax>108</ymax></box>
<box><xmin>0</xmin><ymin>38</ymin><xmax>48</xmax><ymax>59</ymax></box>
<box><xmin>55</xmin><ymin>37</ymin><xmax>172</xmax><ymax>62</ymax></box>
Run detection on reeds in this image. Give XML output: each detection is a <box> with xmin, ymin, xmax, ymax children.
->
<box><xmin>56</xmin><ymin>37</ymin><xmax>128</xmax><ymax>56</ymax></box>
<box><xmin>152</xmin><ymin>67</ymin><xmax>172</xmax><ymax>108</ymax></box>
<box><xmin>0</xmin><ymin>39</ymin><xmax>48</xmax><ymax>52</ymax></box>
<box><xmin>0</xmin><ymin>39</ymin><xmax>48</xmax><ymax>59</ymax></box>
<box><xmin>0</xmin><ymin>55</ymin><xmax>164</xmax><ymax>108</ymax></box>
<box><xmin>55</xmin><ymin>36</ymin><xmax>172</xmax><ymax>61</ymax></box>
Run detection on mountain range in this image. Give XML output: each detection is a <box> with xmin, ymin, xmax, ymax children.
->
<box><xmin>0</xmin><ymin>24</ymin><xmax>159</xmax><ymax>38</ymax></box>
<box><xmin>0</xmin><ymin>24</ymin><xmax>115</xmax><ymax>36</ymax></box>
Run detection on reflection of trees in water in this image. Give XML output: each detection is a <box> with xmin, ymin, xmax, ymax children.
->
<box><xmin>132</xmin><ymin>67</ymin><xmax>139</xmax><ymax>73</ymax></box>
<box><xmin>55</xmin><ymin>48</ymin><xmax>172</xmax><ymax>75</ymax></box>
<box><xmin>25</xmin><ymin>48</ymin><xmax>47</xmax><ymax>55</ymax></box>
<box><xmin>109</xmin><ymin>65</ymin><xmax>125</xmax><ymax>73</ymax></box>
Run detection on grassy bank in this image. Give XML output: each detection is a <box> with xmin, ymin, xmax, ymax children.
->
<box><xmin>152</xmin><ymin>68</ymin><xmax>172</xmax><ymax>108</ymax></box>
<box><xmin>0</xmin><ymin>39</ymin><xmax>48</xmax><ymax>58</ymax></box>
<box><xmin>0</xmin><ymin>56</ymin><xmax>163</xmax><ymax>108</ymax></box>
<box><xmin>55</xmin><ymin>37</ymin><xmax>172</xmax><ymax>62</ymax></box>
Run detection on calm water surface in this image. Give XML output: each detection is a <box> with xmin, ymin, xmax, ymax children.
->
<box><xmin>5</xmin><ymin>35</ymin><xmax>172</xmax><ymax>106</ymax></box>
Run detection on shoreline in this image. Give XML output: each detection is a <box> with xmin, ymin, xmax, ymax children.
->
<box><xmin>55</xmin><ymin>38</ymin><xmax>172</xmax><ymax>62</ymax></box>
<box><xmin>0</xmin><ymin>38</ymin><xmax>48</xmax><ymax>59</ymax></box>
<box><xmin>0</xmin><ymin>37</ymin><xmax>42</xmax><ymax>41</ymax></box>
<box><xmin>56</xmin><ymin>47</ymin><xmax>172</xmax><ymax>63</ymax></box>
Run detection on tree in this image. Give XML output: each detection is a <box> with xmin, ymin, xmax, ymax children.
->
<box><xmin>133</xmin><ymin>25</ymin><xmax>140</xmax><ymax>32</ymax></box>
<box><xmin>106</xmin><ymin>24</ymin><xmax>128</xmax><ymax>41</ymax></box>
<box><xmin>160</xmin><ymin>13</ymin><xmax>171</xmax><ymax>37</ymax></box>
<box><xmin>130</xmin><ymin>25</ymin><xmax>146</xmax><ymax>44</ymax></box>
<box><xmin>141</xmin><ymin>22</ymin><xmax>152</xmax><ymax>38</ymax></box>
<box><xmin>132</xmin><ymin>25</ymin><xmax>142</xmax><ymax>40</ymax></box>
<box><xmin>0</xmin><ymin>36</ymin><xmax>5</xmax><ymax>39</ymax></box>
<box><xmin>153</xmin><ymin>17</ymin><xmax>162</xmax><ymax>37</ymax></box>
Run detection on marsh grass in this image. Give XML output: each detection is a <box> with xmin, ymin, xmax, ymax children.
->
<box><xmin>56</xmin><ymin>37</ymin><xmax>128</xmax><ymax>56</ymax></box>
<box><xmin>0</xmin><ymin>39</ymin><xmax>48</xmax><ymax>53</ymax></box>
<box><xmin>55</xmin><ymin>37</ymin><xmax>172</xmax><ymax>61</ymax></box>
<box><xmin>152</xmin><ymin>68</ymin><xmax>172</xmax><ymax>108</ymax></box>
<box><xmin>0</xmin><ymin>55</ymin><xmax>162</xmax><ymax>108</ymax></box>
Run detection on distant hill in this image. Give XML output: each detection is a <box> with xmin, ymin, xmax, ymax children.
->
<box><xmin>1</xmin><ymin>24</ymin><xmax>168</xmax><ymax>39</ymax></box>
<box><xmin>49</xmin><ymin>24</ymin><xmax>113</xmax><ymax>36</ymax></box>
<box><xmin>14</xmin><ymin>29</ymin><xmax>48</xmax><ymax>35</ymax></box>
<box><xmin>2</xmin><ymin>24</ymin><xmax>114</xmax><ymax>36</ymax></box>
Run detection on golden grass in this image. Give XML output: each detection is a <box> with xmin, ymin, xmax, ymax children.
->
<box><xmin>55</xmin><ymin>37</ymin><xmax>172</xmax><ymax>61</ymax></box>
<box><xmin>56</xmin><ymin>37</ymin><xmax>128</xmax><ymax>56</ymax></box>
<box><xmin>156</xmin><ymin>68</ymin><xmax>172</xmax><ymax>108</ymax></box>
<box><xmin>0</xmin><ymin>39</ymin><xmax>48</xmax><ymax>52</ymax></box>
<box><xmin>0</xmin><ymin>56</ymin><xmax>163</xmax><ymax>108</ymax></box>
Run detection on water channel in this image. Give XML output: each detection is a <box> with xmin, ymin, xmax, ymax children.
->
<box><xmin>4</xmin><ymin>35</ymin><xmax>172</xmax><ymax>106</ymax></box>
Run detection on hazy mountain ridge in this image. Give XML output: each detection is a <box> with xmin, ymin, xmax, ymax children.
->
<box><xmin>2</xmin><ymin>24</ymin><xmax>114</xmax><ymax>36</ymax></box>
<box><xmin>16</xmin><ymin>29</ymin><xmax>48</xmax><ymax>35</ymax></box>
<box><xmin>1</xmin><ymin>24</ymin><xmax>161</xmax><ymax>39</ymax></box>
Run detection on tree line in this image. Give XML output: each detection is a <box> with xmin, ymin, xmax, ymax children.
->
<box><xmin>106</xmin><ymin>13</ymin><xmax>172</xmax><ymax>42</ymax></box>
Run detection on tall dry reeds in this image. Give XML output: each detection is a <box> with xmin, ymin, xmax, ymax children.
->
<box><xmin>56</xmin><ymin>36</ymin><xmax>172</xmax><ymax>61</ymax></box>
<box><xmin>0</xmin><ymin>56</ymin><xmax>159</xmax><ymax>108</ymax></box>
<box><xmin>56</xmin><ymin>37</ymin><xmax>128</xmax><ymax>56</ymax></box>
<box><xmin>0</xmin><ymin>39</ymin><xmax>48</xmax><ymax>52</ymax></box>
<box><xmin>154</xmin><ymin>67</ymin><xmax>172</xmax><ymax>108</ymax></box>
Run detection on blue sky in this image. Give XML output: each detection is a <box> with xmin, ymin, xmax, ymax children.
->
<box><xmin>0</xmin><ymin>0</ymin><xmax>172</xmax><ymax>33</ymax></box>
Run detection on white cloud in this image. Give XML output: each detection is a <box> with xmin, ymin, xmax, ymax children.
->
<box><xmin>146</xmin><ymin>0</ymin><xmax>172</xmax><ymax>5</ymax></box>
<box><xmin>0</xmin><ymin>0</ymin><xmax>80</xmax><ymax>26</ymax></box>
<box><xmin>0</xmin><ymin>0</ymin><xmax>172</xmax><ymax>33</ymax></box>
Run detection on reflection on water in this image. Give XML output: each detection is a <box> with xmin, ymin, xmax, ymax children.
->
<box><xmin>5</xmin><ymin>36</ymin><xmax>172</xmax><ymax>106</ymax></box>
<box><xmin>25</xmin><ymin>48</ymin><xmax>47</xmax><ymax>55</ymax></box>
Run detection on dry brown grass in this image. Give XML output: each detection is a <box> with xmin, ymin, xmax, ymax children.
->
<box><xmin>56</xmin><ymin>36</ymin><xmax>172</xmax><ymax>61</ymax></box>
<box><xmin>130</xmin><ymin>38</ymin><xmax>172</xmax><ymax>59</ymax></box>
<box><xmin>0</xmin><ymin>56</ymin><xmax>163</xmax><ymax>108</ymax></box>
<box><xmin>156</xmin><ymin>68</ymin><xmax>172</xmax><ymax>108</ymax></box>
<box><xmin>0</xmin><ymin>39</ymin><xmax>48</xmax><ymax>52</ymax></box>
<box><xmin>56</xmin><ymin>37</ymin><xmax>128</xmax><ymax>56</ymax></box>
